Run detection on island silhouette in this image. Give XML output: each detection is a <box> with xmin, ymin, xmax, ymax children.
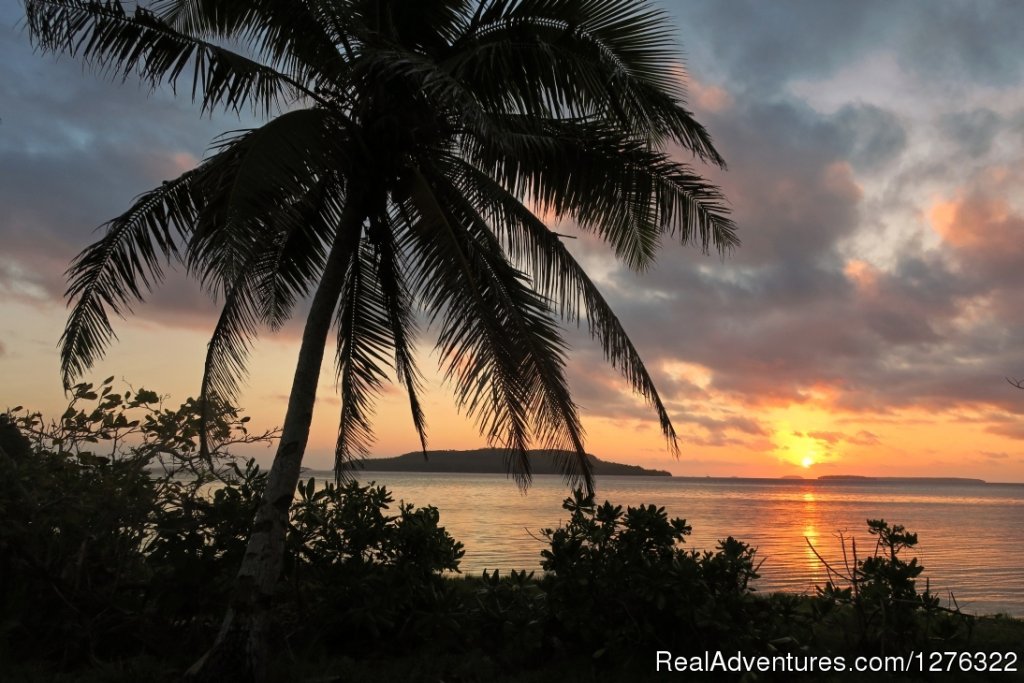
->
<box><xmin>344</xmin><ymin>448</ymin><xmax>672</xmax><ymax>477</ymax></box>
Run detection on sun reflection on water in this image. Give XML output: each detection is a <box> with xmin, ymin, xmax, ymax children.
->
<box><xmin>801</xmin><ymin>489</ymin><xmax>825</xmax><ymax>586</ymax></box>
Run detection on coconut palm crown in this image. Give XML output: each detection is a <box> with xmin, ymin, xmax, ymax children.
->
<box><xmin>27</xmin><ymin>0</ymin><xmax>735</xmax><ymax>491</ymax></box>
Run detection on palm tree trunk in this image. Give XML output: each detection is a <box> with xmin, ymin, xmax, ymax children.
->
<box><xmin>186</xmin><ymin>202</ymin><xmax>365</xmax><ymax>683</ymax></box>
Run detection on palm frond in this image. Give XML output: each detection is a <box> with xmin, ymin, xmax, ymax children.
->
<box><xmin>406</xmin><ymin>165</ymin><xmax>592</xmax><ymax>492</ymax></box>
<box><xmin>402</xmin><ymin>169</ymin><xmax>534</xmax><ymax>486</ymax></box>
<box><xmin>153</xmin><ymin>0</ymin><xmax>351</xmax><ymax>98</ymax></box>
<box><xmin>198</xmin><ymin>252</ymin><xmax>264</xmax><ymax>461</ymax></box>
<box><xmin>334</xmin><ymin>238</ymin><xmax>394</xmax><ymax>476</ymax></box>
<box><xmin>460</xmin><ymin>117</ymin><xmax>736</xmax><ymax>270</ymax></box>
<box><xmin>59</xmin><ymin>167</ymin><xmax>200</xmax><ymax>387</ymax></box>
<box><xmin>197</xmin><ymin>183</ymin><xmax>341</xmax><ymax>457</ymax></box>
<box><xmin>447</xmin><ymin>156</ymin><xmax>680</xmax><ymax>455</ymax></box>
<box><xmin>373</xmin><ymin>208</ymin><xmax>428</xmax><ymax>454</ymax></box>
<box><xmin>24</xmin><ymin>0</ymin><xmax>322</xmax><ymax>115</ymax></box>
<box><xmin>374</xmin><ymin>0</ymin><xmax>475</xmax><ymax>49</ymax></box>
<box><xmin>448</xmin><ymin>0</ymin><xmax>722</xmax><ymax>161</ymax></box>
<box><xmin>350</xmin><ymin>44</ymin><xmax>496</xmax><ymax>139</ymax></box>
<box><xmin>255</xmin><ymin>181</ymin><xmax>339</xmax><ymax>331</ymax></box>
<box><xmin>191</xmin><ymin>111</ymin><xmax>349</xmax><ymax>455</ymax></box>
<box><xmin>425</xmin><ymin>163</ymin><xmax>593</xmax><ymax>489</ymax></box>
<box><xmin>185</xmin><ymin>107</ymin><xmax>349</xmax><ymax>295</ymax></box>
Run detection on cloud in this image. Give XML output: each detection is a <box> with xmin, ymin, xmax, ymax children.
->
<box><xmin>588</xmin><ymin>59</ymin><xmax>1024</xmax><ymax>419</ymax></box>
<box><xmin>686</xmin><ymin>75</ymin><xmax>734</xmax><ymax>114</ymax></box>
<box><xmin>807</xmin><ymin>429</ymin><xmax>881</xmax><ymax>447</ymax></box>
<box><xmin>672</xmin><ymin>1</ymin><xmax>1024</xmax><ymax>96</ymax></box>
<box><xmin>929</xmin><ymin>168</ymin><xmax>1024</xmax><ymax>289</ymax></box>
<box><xmin>690</xmin><ymin>414</ymin><xmax>768</xmax><ymax>437</ymax></box>
<box><xmin>671</xmin><ymin>1</ymin><xmax>885</xmax><ymax>95</ymax></box>
<box><xmin>986</xmin><ymin>424</ymin><xmax>1024</xmax><ymax>441</ymax></box>
<box><xmin>0</xmin><ymin>9</ymin><xmax>243</xmax><ymax>329</ymax></box>
<box><xmin>895</xmin><ymin>1</ymin><xmax>1024</xmax><ymax>87</ymax></box>
<box><xmin>585</xmin><ymin>97</ymin><xmax>870</xmax><ymax>406</ymax></box>
<box><xmin>849</xmin><ymin>430</ymin><xmax>882</xmax><ymax>446</ymax></box>
<box><xmin>980</xmin><ymin>451</ymin><xmax>1010</xmax><ymax>460</ymax></box>
<box><xmin>940</xmin><ymin>109</ymin><xmax>1004</xmax><ymax>159</ymax></box>
<box><xmin>833</xmin><ymin>104</ymin><xmax>908</xmax><ymax>171</ymax></box>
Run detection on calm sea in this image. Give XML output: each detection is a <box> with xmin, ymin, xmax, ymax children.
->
<box><xmin>319</xmin><ymin>471</ymin><xmax>1024</xmax><ymax>617</ymax></box>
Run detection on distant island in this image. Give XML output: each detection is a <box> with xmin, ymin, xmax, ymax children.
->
<box><xmin>817</xmin><ymin>475</ymin><xmax>987</xmax><ymax>485</ymax></box>
<box><xmin>345</xmin><ymin>448</ymin><xmax>672</xmax><ymax>477</ymax></box>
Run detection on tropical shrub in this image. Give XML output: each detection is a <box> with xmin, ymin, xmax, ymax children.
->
<box><xmin>2</xmin><ymin>383</ymin><xmax>469</xmax><ymax>667</ymax></box>
<box><xmin>145</xmin><ymin>458</ymin><xmax>267</xmax><ymax>641</ymax></box>
<box><xmin>472</xmin><ymin>569</ymin><xmax>546</xmax><ymax>666</ymax></box>
<box><xmin>282</xmin><ymin>478</ymin><xmax>465</xmax><ymax>651</ymax></box>
<box><xmin>0</xmin><ymin>416</ymin><xmax>154</xmax><ymax>663</ymax></box>
<box><xmin>0</xmin><ymin>380</ymin><xmax>274</xmax><ymax>663</ymax></box>
<box><xmin>811</xmin><ymin>519</ymin><xmax>972</xmax><ymax>654</ymax></box>
<box><xmin>539</xmin><ymin>490</ymin><xmax>766</xmax><ymax>658</ymax></box>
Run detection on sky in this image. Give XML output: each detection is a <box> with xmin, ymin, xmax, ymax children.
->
<box><xmin>2</xmin><ymin>1</ymin><xmax>1024</xmax><ymax>481</ymax></box>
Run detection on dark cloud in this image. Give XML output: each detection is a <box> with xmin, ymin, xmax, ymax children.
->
<box><xmin>980</xmin><ymin>451</ymin><xmax>1010</xmax><ymax>460</ymax></box>
<box><xmin>987</xmin><ymin>424</ymin><xmax>1024</xmax><ymax>441</ymax></box>
<box><xmin>897</xmin><ymin>1</ymin><xmax>1024</xmax><ymax>87</ymax></box>
<box><xmin>689</xmin><ymin>414</ymin><xmax>767</xmax><ymax>437</ymax></box>
<box><xmin>671</xmin><ymin>0</ymin><xmax>885</xmax><ymax>94</ymax></box>
<box><xmin>684</xmin><ymin>99</ymin><xmax>862</xmax><ymax>267</ymax></box>
<box><xmin>0</xmin><ymin>11</ymin><xmax>329</xmax><ymax>362</ymax></box>
<box><xmin>940</xmin><ymin>109</ymin><xmax>1003</xmax><ymax>159</ymax></box>
<box><xmin>807</xmin><ymin>429</ymin><xmax>881</xmax><ymax>447</ymax></box>
<box><xmin>671</xmin><ymin>1</ymin><xmax>1024</xmax><ymax>94</ymax></box>
<box><xmin>833</xmin><ymin>104</ymin><xmax>908</xmax><ymax>171</ymax></box>
<box><xmin>584</xmin><ymin>97</ymin><xmax>872</xmax><ymax>406</ymax></box>
<box><xmin>933</xmin><ymin>176</ymin><xmax>1024</xmax><ymax>291</ymax></box>
<box><xmin>1</xmin><ymin>6</ymin><xmax>242</xmax><ymax>326</ymax></box>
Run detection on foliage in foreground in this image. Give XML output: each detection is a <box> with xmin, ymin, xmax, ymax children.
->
<box><xmin>0</xmin><ymin>386</ymin><xmax>1006</xmax><ymax>681</ymax></box>
<box><xmin>0</xmin><ymin>382</ymin><xmax>460</xmax><ymax>666</ymax></box>
<box><xmin>540</xmin><ymin>490</ymin><xmax>768</xmax><ymax>657</ymax></box>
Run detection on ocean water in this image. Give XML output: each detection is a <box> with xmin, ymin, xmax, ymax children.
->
<box><xmin>318</xmin><ymin>471</ymin><xmax>1024</xmax><ymax>617</ymax></box>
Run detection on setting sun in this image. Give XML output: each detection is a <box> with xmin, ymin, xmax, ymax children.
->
<box><xmin>772</xmin><ymin>421</ymin><xmax>833</xmax><ymax>471</ymax></box>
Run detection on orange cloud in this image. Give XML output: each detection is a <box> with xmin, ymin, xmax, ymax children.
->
<box><xmin>667</xmin><ymin>62</ymin><xmax>734</xmax><ymax>113</ymax></box>
<box><xmin>823</xmin><ymin>161</ymin><xmax>863</xmax><ymax>202</ymax></box>
<box><xmin>928</xmin><ymin>167</ymin><xmax>1024</xmax><ymax>259</ymax></box>
<box><xmin>142</xmin><ymin>150</ymin><xmax>201</xmax><ymax>181</ymax></box>
<box><xmin>688</xmin><ymin>78</ymin><xmax>734</xmax><ymax>113</ymax></box>
<box><xmin>844</xmin><ymin>258</ymin><xmax>879</xmax><ymax>293</ymax></box>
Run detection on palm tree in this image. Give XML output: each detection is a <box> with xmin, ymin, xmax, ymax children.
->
<box><xmin>25</xmin><ymin>0</ymin><xmax>736</xmax><ymax>679</ymax></box>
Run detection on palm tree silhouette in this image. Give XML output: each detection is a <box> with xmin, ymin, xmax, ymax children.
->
<box><xmin>26</xmin><ymin>0</ymin><xmax>736</xmax><ymax>679</ymax></box>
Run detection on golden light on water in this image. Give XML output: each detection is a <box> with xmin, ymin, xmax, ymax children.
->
<box><xmin>803</xmin><ymin>525</ymin><xmax>820</xmax><ymax>570</ymax></box>
<box><xmin>801</xmin><ymin>490</ymin><xmax>826</xmax><ymax>584</ymax></box>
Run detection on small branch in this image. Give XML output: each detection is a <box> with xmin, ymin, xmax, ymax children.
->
<box><xmin>805</xmin><ymin>536</ymin><xmax>851</xmax><ymax>584</ymax></box>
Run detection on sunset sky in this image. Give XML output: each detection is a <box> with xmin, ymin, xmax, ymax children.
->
<box><xmin>2</xmin><ymin>1</ymin><xmax>1024</xmax><ymax>482</ymax></box>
